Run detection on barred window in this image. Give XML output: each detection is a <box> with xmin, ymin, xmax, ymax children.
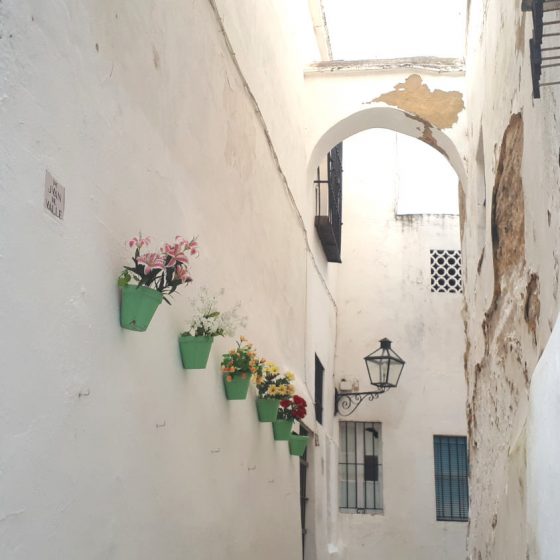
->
<box><xmin>339</xmin><ymin>421</ymin><xmax>382</xmax><ymax>513</ymax></box>
<box><xmin>433</xmin><ymin>435</ymin><xmax>469</xmax><ymax>521</ymax></box>
<box><xmin>430</xmin><ymin>249</ymin><xmax>463</xmax><ymax>293</ymax></box>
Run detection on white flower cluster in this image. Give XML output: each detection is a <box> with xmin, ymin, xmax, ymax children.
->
<box><xmin>183</xmin><ymin>288</ymin><xmax>247</xmax><ymax>338</ymax></box>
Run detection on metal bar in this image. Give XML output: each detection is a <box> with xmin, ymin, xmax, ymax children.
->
<box><xmin>345</xmin><ymin>422</ymin><xmax>349</xmax><ymax>509</ymax></box>
<box><xmin>454</xmin><ymin>438</ymin><xmax>462</xmax><ymax>519</ymax></box>
<box><xmin>542</xmin><ymin>55</ymin><xmax>560</xmax><ymax>59</ymax></box>
<box><xmin>543</xmin><ymin>19</ymin><xmax>560</xmax><ymax>23</ymax></box>
<box><xmin>541</xmin><ymin>62</ymin><xmax>560</xmax><ymax>67</ymax></box>
<box><xmin>363</xmin><ymin>423</ymin><xmax>367</xmax><ymax>510</ymax></box>
<box><xmin>354</xmin><ymin>421</ymin><xmax>358</xmax><ymax>510</ymax></box>
<box><xmin>373</xmin><ymin>423</ymin><xmax>378</xmax><ymax>509</ymax></box>
<box><xmin>447</xmin><ymin>437</ymin><xmax>456</xmax><ymax>518</ymax></box>
<box><xmin>434</xmin><ymin>438</ymin><xmax>440</xmax><ymax>518</ymax></box>
<box><xmin>540</xmin><ymin>79</ymin><xmax>560</xmax><ymax>85</ymax></box>
<box><xmin>543</xmin><ymin>32</ymin><xmax>560</xmax><ymax>36</ymax></box>
<box><xmin>542</xmin><ymin>45</ymin><xmax>560</xmax><ymax>49</ymax></box>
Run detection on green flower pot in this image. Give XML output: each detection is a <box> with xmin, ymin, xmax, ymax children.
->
<box><xmin>256</xmin><ymin>398</ymin><xmax>281</xmax><ymax>422</ymax></box>
<box><xmin>272</xmin><ymin>419</ymin><xmax>294</xmax><ymax>441</ymax></box>
<box><xmin>120</xmin><ymin>285</ymin><xmax>163</xmax><ymax>331</ymax></box>
<box><xmin>178</xmin><ymin>336</ymin><xmax>213</xmax><ymax>369</ymax></box>
<box><xmin>223</xmin><ymin>373</ymin><xmax>251</xmax><ymax>400</ymax></box>
<box><xmin>289</xmin><ymin>434</ymin><xmax>310</xmax><ymax>456</ymax></box>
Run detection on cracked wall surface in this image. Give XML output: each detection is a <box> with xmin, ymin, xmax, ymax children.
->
<box><xmin>463</xmin><ymin>1</ymin><xmax>560</xmax><ymax>559</ymax></box>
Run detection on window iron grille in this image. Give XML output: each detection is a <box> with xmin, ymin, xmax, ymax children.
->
<box><xmin>430</xmin><ymin>250</ymin><xmax>463</xmax><ymax>293</ymax></box>
<box><xmin>433</xmin><ymin>435</ymin><xmax>469</xmax><ymax>522</ymax></box>
<box><xmin>522</xmin><ymin>0</ymin><xmax>560</xmax><ymax>98</ymax></box>
<box><xmin>339</xmin><ymin>421</ymin><xmax>383</xmax><ymax>513</ymax></box>
<box><xmin>315</xmin><ymin>143</ymin><xmax>343</xmax><ymax>263</ymax></box>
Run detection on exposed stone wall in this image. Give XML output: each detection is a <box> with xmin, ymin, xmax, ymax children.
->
<box><xmin>463</xmin><ymin>2</ymin><xmax>560</xmax><ymax>558</ymax></box>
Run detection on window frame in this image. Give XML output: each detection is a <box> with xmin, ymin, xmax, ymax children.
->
<box><xmin>433</xmin><ymin>434</ymin><xmax>469</xmax><ymax>522</ymax></box>
<box><xmin>339</xmin><ymin>421</ymin><xmax>383</xmax><ymax>514</ymax></box>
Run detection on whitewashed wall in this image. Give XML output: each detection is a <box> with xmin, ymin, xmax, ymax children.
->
<box><xmin>0</xmin><ymin>2</ymin><xmax>335</xmax><ymax>559</ymax></box>
<box><xmin>528</xmin><ymin>315</ymin><xmax>560</xmax><ymax>560</ymax></box>
<box><xmin>463</xmin><ymin>1</ymin><xmax>560</xmax><ymax>559</ymax></box>
<box><xmin>333</xmin><ymin>130</ymin><xmax>467</xmax><ymax>560</ymax></box>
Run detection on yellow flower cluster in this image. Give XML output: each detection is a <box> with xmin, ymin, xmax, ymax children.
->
<box><xmin>266</xmin><ymin>383</ymin><xmax>295</xmax><ymax>397</ymax></box>
<box><xmin>264</xmin><ymin>361</ymin><xmax>280</xmax><ymax>376</ymax></box>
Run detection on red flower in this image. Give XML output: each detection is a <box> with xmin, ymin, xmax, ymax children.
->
<box><xmin>293</xmin><ymin>395</ymin><xmax>306</xmax><ymax>406</ymax></box>
<box><xmin>280</xmin><ymin>400</ymin><xmax>291</xmax><ymax>408</ymax></box>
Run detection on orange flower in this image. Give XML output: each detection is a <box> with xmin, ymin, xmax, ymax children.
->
<box><xmin>226</xmin><ymin>375</ymin><xmax>233</xmax><ymax>382</ymax></box>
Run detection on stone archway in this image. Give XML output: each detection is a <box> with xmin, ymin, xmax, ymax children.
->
<box><xmin>307</xmin><ymin>104</ymin><xmax>466</xmax><ymax>186</ymax></box>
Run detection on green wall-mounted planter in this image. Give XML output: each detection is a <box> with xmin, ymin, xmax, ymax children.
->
<box><xmin>272</xmin><ymin>419</ymin><xmax>294</xmax><ymax>441</ymax></box>
<box><xmin>223</xmin><ymin>373</ymin><xmax>251</xmax><ymax>400</ymax></box>
<box><xmin>120</xmin><ymin>285</ymin><xmax>163</xmax><ymax>331</ymax></box>
<box><xmin>178</xmin><ymin>336</ymin><xmax>213</xmax><ymax>369</ymax></box>
<box><xmin>289</xmin><ymin>434</ymin><xmax>310</xmax><ymax>456</ymax></box>
<box><xmin>256</xmin><ymin>398</ymin><xmax>281</xmax><ymax>422</ymax></box>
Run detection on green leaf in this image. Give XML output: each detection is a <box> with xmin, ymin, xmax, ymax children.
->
<box><xmin>118</xmin><ymin>271</ymin><xmax>131</xmax><ymax>287</ymax></box>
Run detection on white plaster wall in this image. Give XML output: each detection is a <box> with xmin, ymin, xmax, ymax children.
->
<box><xmin>0</xmin><ymin>2</ymin><xmax>336</xmax><ymax>559</ymax></box>
<box><xmin>462</xmin><ymin>1</ymin><xmax>560</xmax><ymax>558</ymax></box>
<box><xmin>528</xmin><ymin>315</ymin><xmax>560</xmax><ymax>560</ymax></box>
<box><xmin>333</xmin><ymin>130</ymin><xmax>467</xmax><ymax>560</ymax></box>
<box><xmin>304</xmin><ymin>69</ymin><xmax>468</xmax><ymax>183</ymax></box>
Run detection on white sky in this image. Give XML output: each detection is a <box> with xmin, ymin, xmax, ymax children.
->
<box><xmin>394</xmin><ymin>133</ymin><xmax>459</xmax><ymax>215</ymax></box>
<box><xmin>322</xmin><ymin>0</ymin><xmax>466</xmax><ymax>60</ymax></box>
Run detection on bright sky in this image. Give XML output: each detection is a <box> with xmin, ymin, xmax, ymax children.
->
<box><xmin>322</xmin><ymin>0</ymin><xmax>466</xmax><ymax>60</ymax></box>
<box><xmin>395</xmin><ymin>132</ymin><xmax>459</xmax><ymax>215</ymax></box>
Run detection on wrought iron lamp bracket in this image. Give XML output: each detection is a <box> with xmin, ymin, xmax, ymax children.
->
<box><xmin>334</xmin><ymin>388</ymin><xmax>388</xmax><ymax>417</ymax></box>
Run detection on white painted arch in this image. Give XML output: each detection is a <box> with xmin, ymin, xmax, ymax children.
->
<box><xmin>307</xmin><ymin>104</ymin><xmax>467</xmax><ymax>186</ymax></box>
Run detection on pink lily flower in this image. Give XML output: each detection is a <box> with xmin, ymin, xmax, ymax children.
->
<box><xmin>175</xmin><ymin>265</ymin><xmax>192</xmax><ymax>283</ymax></box>
<box><xmin>128</xmin><ymin>235</ymin><xmax>151</xmax><ymax>249</ymax></box>
<box><xmin>163</xmin><ymin>243</ymin><xmax>189</xmax><ymax>267</ymax></box>
<box><xmin>137</xmin><ymin>252</ymin><xmax>165</xmax><ymax>274</ymax></box>
<box><xmin>186</xmin><ymin>240</ymin><xmax>199</xmax><ymax>256</ymax></box>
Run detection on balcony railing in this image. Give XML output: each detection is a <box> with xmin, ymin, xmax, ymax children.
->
<box><xmin>523</xmin><ymin>0</ymin><xmax>560</xmax><ymax>98</ymax></box>
<box><xmin>315</xmin><ymin>143</ymin><xmax>343</xmax><ymax>263</ymax></box>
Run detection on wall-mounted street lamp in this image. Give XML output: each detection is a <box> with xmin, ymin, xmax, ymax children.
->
<box><xmin>335</xmin><ymin>338</ymin><xmax>405</xmax><ymax>416</ymax></box>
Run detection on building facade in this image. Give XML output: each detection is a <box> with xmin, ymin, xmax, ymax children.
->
<box><xmin>3</xmin><ymin>1</ymin><xmax>560</xmax><ymax>559</ymax></box>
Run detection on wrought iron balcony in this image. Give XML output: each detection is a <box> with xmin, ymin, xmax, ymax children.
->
<box><xmin>522</xmin><ymin>0</ymin><xmax>560</xmax><ymax>98</ymax></box>
<box><xmin>315</xmin><ymin>143</ymin><xmax>343</xmax><ymax>263</ymax></box>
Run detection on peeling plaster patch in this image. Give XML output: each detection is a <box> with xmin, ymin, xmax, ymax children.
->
<box><xmin>372</xmin><ymin>74</ymin><xmax>464</xmax><ymax>129</ymax></box>
<box><xmin>458</xmin><ymin>181</ymin><xmax>466</xmax><ymax>241</ymax></box>
<box><xmin>515</xmin><ymin>13</ymin><xmax>526</xmax><ymax>54</ymax></box>
<box><xmin>524</xmin><ymin>273</ymin><xmax>540</xmax><ymax>345</ymax></box>
<box><xmin>490</xmin><ymin>113</ymin><xmax>525</xmax><ymax>306</ymax></box>
<box><xmin>554</xmin><ymin>251</ymin><xmax>560</xmax><ymax>299</ymax></box>
<box><xmin>419</xmin><ymin>123</ymin><xmax>447</xmax><ymax>156</ymax></box>
<box><xmin>477</xmin><ymin>247</ymin><xmax>485</xmax><ymax>275</ymax></box>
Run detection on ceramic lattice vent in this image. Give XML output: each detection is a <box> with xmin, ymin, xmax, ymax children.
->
<box><xmin>430</xmin><ymin>250</ymin><xmax>462</xmax><ymax>293</ymax></box>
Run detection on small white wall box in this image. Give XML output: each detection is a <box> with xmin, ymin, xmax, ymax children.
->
<box><xmin>338</xmin><ymin>378</ymin><xmax>354</xmax><ymax>392</ymax></box>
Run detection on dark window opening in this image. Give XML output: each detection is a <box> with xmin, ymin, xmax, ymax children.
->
<box><xmin>314</xmin><ymin>355</ymin><xmax>324</xmax><ymax>425</ymax></box>
<box><xmin>315</xmin><ymin>143</ymin><xmax>343</xmax><ymax>263</ymax></box>
<box><xmin>433</xmin><ymin>435</ymin><xmax>469</xmax><ymax>522</ymax></box>
<box><xmin>339</xmin><ymin>421</ymin><xmax>383</xmax><ymax>513</ymax></box>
